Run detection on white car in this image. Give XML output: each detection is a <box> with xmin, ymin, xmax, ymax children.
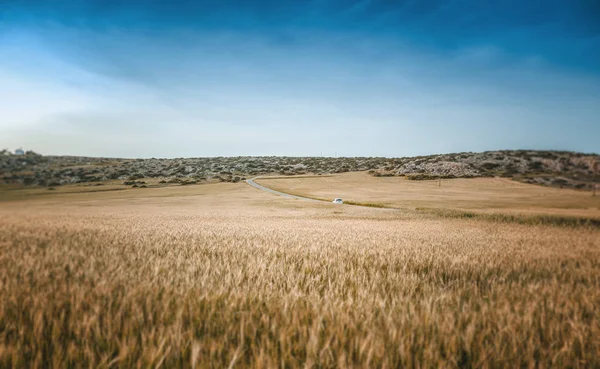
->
<box><xmin>332</xmin><ymin>198</ymin><xmax>343</xmax><ymax>204</ymax></box>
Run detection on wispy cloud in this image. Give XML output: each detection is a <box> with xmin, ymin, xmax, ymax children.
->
<box><xmin>1</xmin><ymin>0</ymin><xmax>599</xmax><ymax>156</ymax></box>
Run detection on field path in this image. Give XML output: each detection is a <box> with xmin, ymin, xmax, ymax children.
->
<box><xmin>246</xmin><ymin>177</ymin><xmax>323</xmax><ymax>202</ymax></box>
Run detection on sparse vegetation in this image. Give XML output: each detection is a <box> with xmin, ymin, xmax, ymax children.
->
<box><xmin>1</xmin><ymin>150</ymin><xmax>597</xmax><ymax>191</ymax></box>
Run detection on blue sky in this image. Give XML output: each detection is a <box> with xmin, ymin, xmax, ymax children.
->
<box><xmin>1</xmin><ymin>0</ymin><xmax>599</xmax><ymax>157</ymax></box>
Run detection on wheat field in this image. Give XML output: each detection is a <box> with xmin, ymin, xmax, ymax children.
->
<box><xmin>0</xmin><ymin>181</ymin><xmax>599</xmax><ymax>368</ymax></box>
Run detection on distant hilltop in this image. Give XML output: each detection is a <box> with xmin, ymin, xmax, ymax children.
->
<box><xmin>370</xmin><ymin>150</ymin><xmax>598</xmax><ymax>190</ymax></box>
<box><xmin>0</xmin><ymin>150</ymin><xmax>598</xmax><ymax>191</ymax></box>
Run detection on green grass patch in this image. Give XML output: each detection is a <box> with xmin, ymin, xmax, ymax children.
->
<box><xmin>344</xmin><ymin>201</ymin><xmax>389</xmax><ymax>208</ymax></box>
<box><xmin>415</xmin><ymin>208</ymin><xmax>600</xmax><ymax>228</ymax></box>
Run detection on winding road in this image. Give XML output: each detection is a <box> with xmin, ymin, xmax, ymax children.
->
<box><xmin>246</xmin><ymin>178</ymin><xmax>323</xmax><ymax>203</ymax></box>
<box><xmin>246</xmin><ymin>177</ymin><xmax>399</xmax><ymax>212</ymax></box>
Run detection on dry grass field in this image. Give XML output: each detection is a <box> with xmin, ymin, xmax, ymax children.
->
<box><xmin>1</xmin><ymin>179</ymin><xmax>599</xmax><ymax>368</ymax></box>
<box><xmin>257</xmin><ymin>172</ymin><xmax>600</xmax><ymax>219</ymax></box>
